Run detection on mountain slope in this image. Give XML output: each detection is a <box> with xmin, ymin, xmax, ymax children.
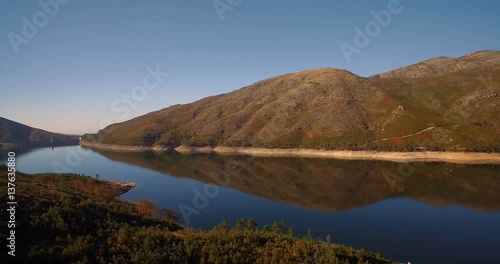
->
<box><xmin>372</xmin><ymin>50</ymin><xmax>500</xmax><ymax>79</ymax></box>
<box><xmin>82</xmin><ymin>51</ymin><xmax>500</xmax><ymax>152</ymax></box>
<box><xmin>0</xmin><ymin>117</ymin><xmax>80</xmax><ymax>148</ymax></box>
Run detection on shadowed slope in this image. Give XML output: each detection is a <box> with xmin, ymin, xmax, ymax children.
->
<box><xmin>0</xmin><ymin>117</ymin><xmax>80</xmax><ymax>148</ymax></box>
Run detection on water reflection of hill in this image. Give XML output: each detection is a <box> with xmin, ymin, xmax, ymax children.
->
<box><xmin>95</xmin><ymin>150</ymin><xmax>500</xmax><ymax>212</ymax></box>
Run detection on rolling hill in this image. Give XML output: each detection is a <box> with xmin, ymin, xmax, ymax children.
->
<box><xmin>0</xmin><ymin>117</ymin><xmax>80</xmax><ymax>148</ymax></box>
<box><xmin>82</xmin><ymin>50</ymin><xmax>500</xmax><ymax>152</ymax></box>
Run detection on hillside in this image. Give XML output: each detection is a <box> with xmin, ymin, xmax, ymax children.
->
<box><xmin>372</xmin><ymin>50</ymin><xmax>500</xmax><ymax>79</ymax></box>
<box><xmin>82</xmin><ymin>50</ymin><xmax>500</xmax><ymax>152</ymax></box>
<box><xmin>0</xmin><ymin>165</ymin><xmax>394</xmax><ymax>264</ymax></box>
<box><xmin>0</xmin><ymin>117</ymin><xmax>80</xmax><ymax>148</ymax></box>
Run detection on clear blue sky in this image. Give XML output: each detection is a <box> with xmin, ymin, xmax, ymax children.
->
<box><xmin>1</xmin><ymin>0</ymin><xmax>499</xmax><ymax>134</ymax></box>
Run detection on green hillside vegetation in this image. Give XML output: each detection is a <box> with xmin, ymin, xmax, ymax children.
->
<box><xmin>0</xmin><ymin>117</ymin><xmax>80</xmax><ymax>148</ymax></box>
<box><xmin>82</xmin><ymin>51</ymin><xmax>500</xmax><ymax>152</ymax></box>
<box><xmin>0</xmin><ymin>165</ymin><xmax>394</xmax><ymax>264</ymax></box>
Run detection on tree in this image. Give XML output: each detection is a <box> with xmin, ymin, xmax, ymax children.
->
<box><xmin>307</xmin><ymin>227</ymin><xmax>313</xmax><ymax>239</ymax></box>
<box><xmin>211</xmin><ymin>219</ymin><xmax>229</xmax><ymax>233</ymax></box>
<box><xmin>246</xmin><ymin>219</ymin><xmax>257</xmax><ymax>231</ymax></box>
<box><xmin>234</xmin><ymin>218</ymin><xmax>247</xmax><ymax>231</ymax></box>
<box><xmin>158</xmin><ymin>208</ymin><xmax>179</xmax><ymax>223</ymax></box>
<box><xmin>136</xmin><ymin>199</ymin><xmax>157</xmax><ymax>216</ymax></box>
<box><xmin>272</xmin><ymin>221</ymin><xmax>287</xmax><ymax>234</ymax></box>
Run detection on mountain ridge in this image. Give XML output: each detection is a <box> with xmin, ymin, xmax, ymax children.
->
<box><xmin>371</xmin><ymin>50</ymin><xmax>500</xmax><ymax>79</ymax></box>
<box><xmin>0</xmin><ymin>117</ymin><xmax>80</xmax><ymax>148</ymax></box>
<box><xmin>82</xmin><ymin>50</ymin><xmax>500</xmax><ymax>152</ymax></box>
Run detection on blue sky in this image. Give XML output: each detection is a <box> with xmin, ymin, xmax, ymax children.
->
<box><xmin>1</xmin><ymin>0</ymin><xmax>499</xmax><ymax>134</ymax></box>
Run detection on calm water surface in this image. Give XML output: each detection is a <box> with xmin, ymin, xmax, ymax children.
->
<box><xmin>1</xmin><ymin>146</ymin><xmax>499</xmax><ymax>264</ymax></box>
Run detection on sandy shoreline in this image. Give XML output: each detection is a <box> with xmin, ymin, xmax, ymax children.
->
<box><xmin>80</xmin><ymin>142</ymin><xmax>500</xmax><ymax>164</ymax></box>
<box><xmin>80</xmin><ymin>142</ymin><xmax>154</xmax><ymax>152</ymax></box>
<box><xmin>100</xmin><ymin>179</ymin><xmax>138</xmax><ymax>194</ymax></box>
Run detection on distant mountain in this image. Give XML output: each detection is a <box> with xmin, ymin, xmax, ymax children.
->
<box><xmin>0</xmin><ymin>117</ymin><xmax>80</xmax><ymax>148</ymax></box>
<box><xmin>82</xmin><ymin>50</ymin><xmax>500</xmax><ymax>152</ymax></box>
<box><xmin>372</xmin><ymin>50</ymin><xmax>500</xmax><ymax>79</ymax></box>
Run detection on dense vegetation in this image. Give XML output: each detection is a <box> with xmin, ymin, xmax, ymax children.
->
<box><xmin>82</xmin><ymin>51</ymin><xmax>500</xmax><ymax>152</ymax></box>
<box><xmin>0</xmin><ymin>165</ymin><xmax>394</xmax><ymax>264</ymax></box>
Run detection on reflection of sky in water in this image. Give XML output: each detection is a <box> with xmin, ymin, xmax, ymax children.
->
<box><xmin>2</xmin><ymin>146</ymin><xmax>499</xmax><ymax>264</ymax></box>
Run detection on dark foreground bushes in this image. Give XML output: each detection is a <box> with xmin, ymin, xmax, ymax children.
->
<box><xmin>0</xmin><ymin>165</ymin><xmax>394</xmax><ymax>264</ymax></box>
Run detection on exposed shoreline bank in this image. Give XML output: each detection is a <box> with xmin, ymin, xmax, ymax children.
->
<box><xmin>80</xmin><ymin>142</ymin><xmax>500</xmax><ymax>164</ymax></box>
<box><xmin>101</xmin><ymin>179</ymin><xmax>138</xmax><ymax>195</ymax></box>
<box><xmin>80</xmin><ymin>142</ymin><xmax>154</xmax><ymax>152</ymax></box>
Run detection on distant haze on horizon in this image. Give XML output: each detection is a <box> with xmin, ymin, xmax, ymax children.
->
<box><xmin>1</xmin><ymin>0</ymin><xmax>499</xmax><ymax>134</ymax></box>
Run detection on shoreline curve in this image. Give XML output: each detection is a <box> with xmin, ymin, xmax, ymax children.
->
<box><xmin>80</xmin><ymin>142</ymin><xmax>500</xmax><ymax>164</ymax></box>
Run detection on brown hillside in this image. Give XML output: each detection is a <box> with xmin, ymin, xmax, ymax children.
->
<box><xmin>372</xmin><ymin>50</ymin><xmax>500</xmax><ymax>79</ymax></box>
<box><xmin>82</xmin><ymin>51</ymin><xmax>500</xmax><ymax>152</ymax></box>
